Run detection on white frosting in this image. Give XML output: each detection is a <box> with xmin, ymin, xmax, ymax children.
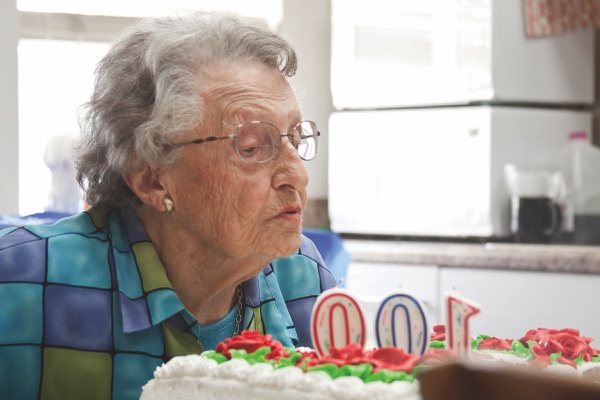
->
<box><xmin>141</xmin><ymin>351</ymin><xmax>600</xmax><ymax>400</ymax></box>
<box><xmin>473</xmin><ymin>350</ymin><xmax>600</xmax><ymax>379</ymax></box>
<box><xmin>140</xmin><ymin>355</ymin><xmax>421</xmax><ymax>400</ymax></box>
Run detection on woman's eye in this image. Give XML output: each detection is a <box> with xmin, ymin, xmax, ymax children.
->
<box><xmin>237</xmin><ymin>143</ymin><xmax>272</xmax><ymax>161</ymax></box>
<box><xmin>239</xmin><ymin>146</ymin><xmax>260</xmax><ymax>155</ymax></box>
<box><xmin>236</xmin><ymin>122</ymin><xmax>277</xmax><ymax>161</ymax></box>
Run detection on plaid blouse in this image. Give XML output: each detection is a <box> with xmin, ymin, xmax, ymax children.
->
<box><xmin>0</xmin><ymin>207</ymin><xmax>336</xmax><ymax>400</ymax></box>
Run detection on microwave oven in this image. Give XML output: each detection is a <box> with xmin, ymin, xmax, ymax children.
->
<box><xmin>330</xmin><ymin>0</ymin><xmax>594</xmax><ymax>110</ymax></box>
<box><xmin>328</xmin><ymin>106</ymin><xmax>592</xmax><ymax>239</ymax></box>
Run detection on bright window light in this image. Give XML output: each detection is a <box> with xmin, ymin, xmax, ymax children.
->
<box><xmin>17</xmin><ymin>0</ymin><xmax>283</xmax><ymax>26</ymax></box>
<box><xmin>15</xmin><ymin>1</ymin><xmax>283</xmax><ymax>215</ymax></box>
<box><xmin>18</xmin><ymin>40</ymin><xmax>110</xmax><ymax>215</ymax></box>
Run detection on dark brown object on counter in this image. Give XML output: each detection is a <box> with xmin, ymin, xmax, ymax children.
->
<box><xmin>419</xmin><ymin>361</ymin><xmax>600</xmax><ymax>400</ymax></box>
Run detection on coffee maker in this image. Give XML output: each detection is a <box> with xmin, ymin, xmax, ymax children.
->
<box><xmin>504</xmin><ymin>164</ymin><xmax>564</xmax><ymax>243</ymax></box>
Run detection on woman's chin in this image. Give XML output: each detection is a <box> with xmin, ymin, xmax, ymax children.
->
<box><xmin>270</xmin><ymin>231</ymin><xmax>302</xmax><ymax>257</ymax></box>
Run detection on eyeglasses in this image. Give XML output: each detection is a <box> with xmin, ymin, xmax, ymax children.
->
<box><xmin>174</xmin><ymin>120</ymin><xmax>320</xmax><ymax>163</ymax></box>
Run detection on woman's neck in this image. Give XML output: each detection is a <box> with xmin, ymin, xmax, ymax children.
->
<box><xmin>133</xmin><ymin>205</ymin><xmax>241</xmax><ymax>325</ymax></box>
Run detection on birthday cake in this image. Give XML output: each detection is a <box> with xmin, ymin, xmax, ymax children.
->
<box><xmin>140</xmin><ymin>290</ymin><xmax>600</xmax><ymax>399</ymax></box>
<box><xmin>139</xmin><ymin>330</ymin><xmax>438</xmax><ymax>400</ymax></box>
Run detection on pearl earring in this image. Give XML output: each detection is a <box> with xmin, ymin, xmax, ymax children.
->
<box><xmin>163</xmin><ymin>198</ymin><xmax>174</xmax><ymax>213</ymax></box>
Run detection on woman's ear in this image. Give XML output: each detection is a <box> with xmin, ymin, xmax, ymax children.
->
<box><xmin>122</xmin><ymin>165</ymin><xmax>168</xmax><ymax>212</ymax></box>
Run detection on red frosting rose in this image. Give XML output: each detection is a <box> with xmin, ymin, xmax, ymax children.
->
<box><xmin>430</xmin><ymin>324</ymin><xmax>446</xmax><ymax>342</ymax></box>
<box><xmin>417</xmin><ymin>348</ymin><xmax>458</xmax><ymax>367</ymax></box>
<box><xmin>368</xmin><ymin>347</ymin><xmax>420</xmax><ymax>372</ymax></box>
<box><xmin>304</xmin><ymin>343</ymin><xmax>368</xmax><ymax>368</ymax></box>
<box><xmin>528</xmin><ymin>342</ymin><xmax>552</xmax><ymax>367</ymax></box>
<box><xmin>479</xmin><ymin>337</ymin><xmax>513</xmax><ymax>352</ymax></box>
<box><xmin>519</xmin><ymin>328</ymin><xmax>600</xmax><ymax>365</ymax></box>
<box><xmin>303</xmin><ymin>343</ymin><xmax>421</xmax><ymax>373</ymax></box>
<box><xmin>216</xmin><ymin>330</ymin><xmax>290</xmax><ymax>360</ymax></box>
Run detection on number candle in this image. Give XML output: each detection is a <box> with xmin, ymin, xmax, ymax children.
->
<box><xmin>375</xmin><ymin>293</ymin><xmax>429</xmax><ymax>355</ymax></box>
<box><xmin>310</xmin><ymin>289</ymin><xmax>366</xmax><ymax>357</ymax></box>
<box><xmin>445</xmin><ymin>291</ymin><xmax>481</xmax><ymax>357</ymax></box>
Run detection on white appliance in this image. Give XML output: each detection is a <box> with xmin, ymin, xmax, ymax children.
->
<box><xmin>328</xmin><ymin>107</ymin><xmax>592</xmax><ymax>238</ymax></box>
<box><xmin>328</xmin><ymin>0</ymin><xmax>595</xmax><ymax>239</ymax></box>
<box><xmin>330</xmin><ymin>0</ymin><xmax>594</xmax><ymax>110</ymax></box>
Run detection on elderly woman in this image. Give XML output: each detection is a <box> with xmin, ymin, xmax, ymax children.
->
<box><xmin>0</xmin><ymin>12</ymin><xmax>336</xmax><ymax>400</ymax></box>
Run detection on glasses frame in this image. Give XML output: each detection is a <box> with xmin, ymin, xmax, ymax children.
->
<box><xmin>173</xmin><ymin>120</ymin><xmax>320</xmax><ymax>163</ymax></box>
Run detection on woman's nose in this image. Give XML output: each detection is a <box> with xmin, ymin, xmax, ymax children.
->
<box><xmin>271</xmin><ymin>141</ymin><xmax>309</xmax><ymax>191</ymax></box>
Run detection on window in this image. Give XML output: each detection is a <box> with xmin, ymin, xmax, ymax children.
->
<box><xmin>16</xmin><ymin>1</ymin><xmax>282</xmax><ymax>215</ymax></box>
<box><xmin>18</xmin><ymin>39</ymin><xmax>109</xmax><ymax>214</ymax></box>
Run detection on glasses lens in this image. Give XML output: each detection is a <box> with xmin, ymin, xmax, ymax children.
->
<box><xmin>235</xmin><ymin>122</ymin><xmax>278</xmax><ymax>163</ymax></box>
<box><xmin>295</xmin><ymin>121</ymin><xmax>318</xmax><ymax>161</ymax></box>
<box><xmin>234</xmin><ymin>120</ymin><xmax>319</xmax><ymax>163</ymax></box>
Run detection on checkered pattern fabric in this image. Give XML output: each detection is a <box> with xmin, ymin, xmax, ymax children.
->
<box><xmin>0</xmin><ymin>207</ymin><xmax>336</xmax><ymax>400</ymax></box>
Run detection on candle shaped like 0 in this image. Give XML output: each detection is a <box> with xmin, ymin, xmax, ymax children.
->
<box><xmin>310</xmin><ymin>289</ymin><xmax>366</xmax><ymax>357</ymax></box>
<box><xmin>375</xmin><ymin>293</ymin><xmax>429</xmax><ymax>355</ymax></box>
<box><xmin>446</xmin><ymin>292</ymin><xmax>481</xmax><ymax>357</ymax></box>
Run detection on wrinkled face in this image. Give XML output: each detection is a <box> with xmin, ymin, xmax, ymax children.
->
<box><xmin>163</xmin><ymin>62</ymin><xmax>309</xmax><ymax>266</ymax></box>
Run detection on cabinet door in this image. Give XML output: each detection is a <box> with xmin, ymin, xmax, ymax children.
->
<box><xmin>440</xmin><ymin>267</ymin><xmax>600</xmax><ymax>347</ymax></box>
<box><xmin>345</xmin><ymin>262</ymin><xmax>439</xmax><ymax>347</ymax></box>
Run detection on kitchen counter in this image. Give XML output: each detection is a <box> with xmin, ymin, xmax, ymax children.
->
<box><xmin>342</xmin><ymin>239</ymin><xmax>600</xmax><ymax>274</ymax></box>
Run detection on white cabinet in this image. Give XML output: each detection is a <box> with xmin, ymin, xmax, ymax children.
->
<box><xmin>344</xmin><ymin>261</ymin><xmax>600</xmax><ymax>348</ymax></box>
<box><xmin>345</xmin><ymin>261</ymin><xmax>440</xmax><ymax>347</ymax></box>
<box><xmin>439</xmin><ymin>267</ymin><xmax>600</xmax><ymax>347</ymax></box>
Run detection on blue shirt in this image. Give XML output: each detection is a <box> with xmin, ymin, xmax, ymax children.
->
<box><xmin>0</xmin><ymin>206</ymin><xmax>336</xmax><ymax>400</ymax></box>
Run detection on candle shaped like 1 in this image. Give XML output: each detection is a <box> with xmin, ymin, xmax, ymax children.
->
<box><xmin>446</xmin><ymin>292</ymin><xmax>481</xmax><ymax>357</ymax></box>
<box><xmin>375</xmin><ymin>293</ymin><xmax>429</xmax><ymax>355</ymax></box>
<box><xmin>310</xmin><ymin>289</ymin><xmax>366</xmax><ymax>357</ymax></box>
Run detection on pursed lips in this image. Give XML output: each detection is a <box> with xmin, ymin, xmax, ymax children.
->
<box><xmin>275</xmin><ymin>205</ymin><xmax>303</xmax><ymax>221</ymax></box>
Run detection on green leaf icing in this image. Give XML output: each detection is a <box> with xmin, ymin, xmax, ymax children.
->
<box><xmin>202</xmin><ymin>350</ymin><xmax>228</xmax><ymax>364</ymax></box>
<box><xmin>511</xmin><ymin>340</ymin><xmax>532</xmax><ymax>359</ymax></box>
<box><xmin>339</xmin><ymin>363</ymin><xmax>373</xmax><ymax>380</ymax></box>
<box><xmin>364</xmin><ymin>369</ymin><xmax>414</xmax><ymax>383</ymax></box>
<box><xmin>306</xmin><ymin>363</ymin><xmax>340</xmax><ymax>378</ymax></box>
<box><xmin>276</xmin><ymin>351</ymin><xmax>303</xmax><ymax>368</ymax></box>
<box><xmin>574</xmin><ymin>354</ymin><xmax>585</xmax><ymax>366</ymax></box>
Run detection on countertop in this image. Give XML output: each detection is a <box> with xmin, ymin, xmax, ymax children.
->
<box><xmin>342</xmin><ymin>239</ymin><xmax>600</xmax><ymax>274</ymax></box>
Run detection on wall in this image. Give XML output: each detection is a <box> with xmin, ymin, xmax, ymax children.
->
<box><xmin>280</xmin><ymin>0</ymin><xmax>333</xmax><ymax>228</ymax></box>
<box><xmin>595</xmin><ymin>30</ymin><xmax>600</xmax><ymax>146</ymax></box>
<box><xmin>0</xmin><ymin>0</ymin><xmax>19</xmax><ymax>214</ymax></box>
